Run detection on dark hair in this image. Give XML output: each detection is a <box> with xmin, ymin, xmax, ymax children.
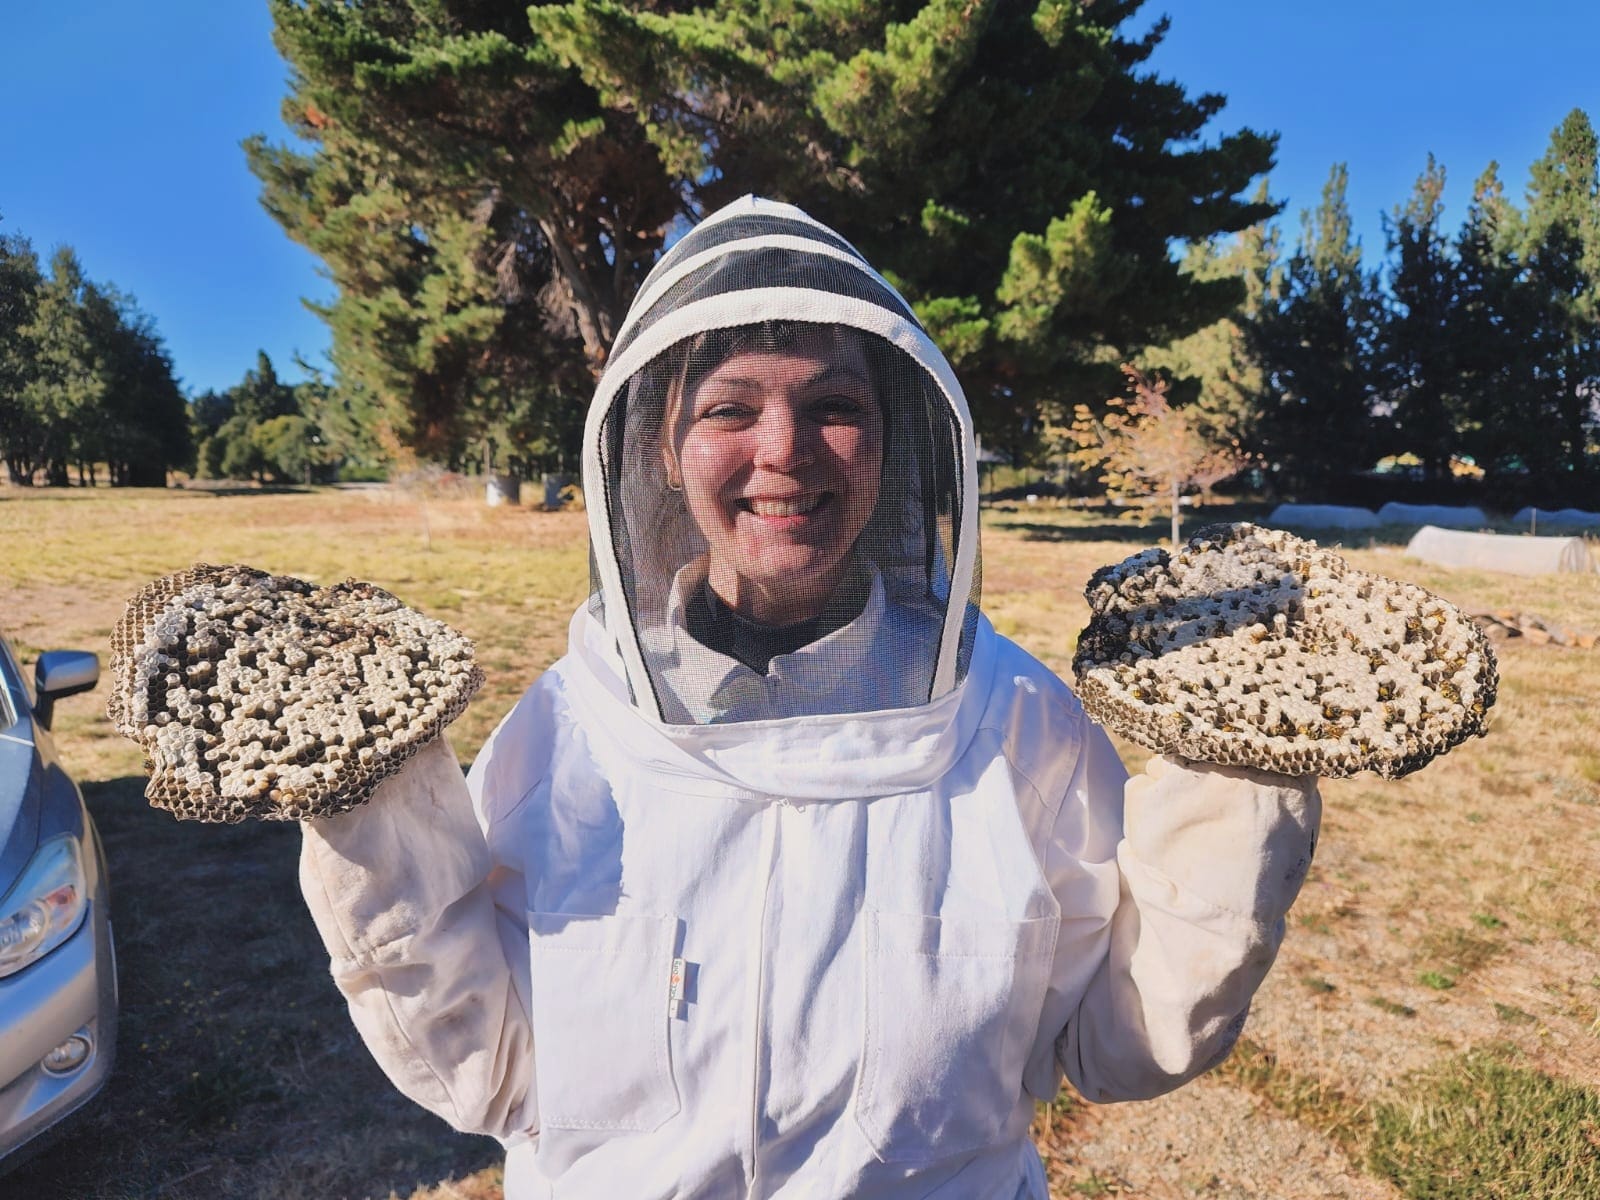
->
<box><xmin>659</xmin><ymin>321</ymin><xmax>899</xmax><ymax>472</ymax></box>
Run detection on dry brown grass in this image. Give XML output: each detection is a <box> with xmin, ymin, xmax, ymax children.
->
<box><xmin>2</xmin><ymin>487</ymin><xmax>1596</xmax><ymax>1198</ymax></box>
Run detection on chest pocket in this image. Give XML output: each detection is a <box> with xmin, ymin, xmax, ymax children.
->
<box><xmin>526</xmin><ymin>911</ymin><xmax>681</xmax><ymax>1174</ymax></box>
<box><xmin>854</xmin><ymin>910</ymin><xmax>1058</xmax><ymax>1164</ymax></box>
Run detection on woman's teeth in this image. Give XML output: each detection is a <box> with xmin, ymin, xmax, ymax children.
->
<box><xmin>745</xmin><ymin>494</ymin><xmax>823</xmax><ymax>517</ymax></box>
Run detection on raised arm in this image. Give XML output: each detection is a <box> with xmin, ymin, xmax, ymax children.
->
<box><xmin>1047</xmin><ymin>725</ymin><xmax>1320</xmax><ymax>1103</ymax></box>
<box><xmin>298</xmin><ymin>735</ymin><xmax>538</xmax><ymax>1138</ymax></box>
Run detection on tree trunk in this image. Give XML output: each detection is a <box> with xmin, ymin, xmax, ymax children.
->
<box><xmin>1170</xmin><ymin>478</ymin><xmax>1181</xmax><ymax>549</ymax></box>
<box><xmin>537</xmin><ymin>215</ymin><xmax>617</xmax><ymax>370</ymax></box>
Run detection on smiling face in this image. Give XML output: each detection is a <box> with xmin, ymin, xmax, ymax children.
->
<box><xmin>664</xmin><ymin>327</ymin><xmax>884</xmax><ymax>626</ymax></box>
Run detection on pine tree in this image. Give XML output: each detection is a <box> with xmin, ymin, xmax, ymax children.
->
<box><xmin>91</xmin><ymin>294</ymin><xmax>192</xmax><ymax>487</ymax></box>
<box><xmin>2</xmin><ymin>233</ymin><xmax>190</xmax><ymax>487</ymax></box>
<box><xmin>1520</xmin><ymin>108</ymin><xmax>1600</xmax><ymax>487</ymax></box>
<box><xmin>1248</xmin><ymin>164</ymin><xmax>1381</xmax><ymax>498</ymax></box>
<box><xmin>21</xmin><ymin>248</ymin><xmax>109</xmax><ymax>486</ymax></box>
<box><xmin>249</xmin><ymin>0</ymin><xmax>1275</xmax><ymax>467</ymax></box>
<box><xmin>1143</xmin><ymin>178</ymin><xmax>1280</xmax><ymax>446</ymax></box>
<box><xmin>292</xmin><ymin>374</ymin><xmax>389</xmax><ymax>480</ymax></box>
<box><xmin>1379</xmin><ymin>155</ymin><xmax>1462</xmax><ymax>483</ymax></box>
<box><xmin>1453</xmin><ymin>162</ymin><xmax>1552</xmax><ymax>490</ymax></box>
<box><xmin>0</xmin><ymin>228</ymin><xmax>45</xmax><ymax>484</ymax></box>
<box><xmin>207</xmin><ymin>352</ymin><xmax>302</xmax><ymax>482</ymax></box>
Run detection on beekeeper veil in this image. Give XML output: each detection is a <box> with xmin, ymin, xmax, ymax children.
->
<box><xmin>583</xmin><ymin>197</ymin><xmax>981</xmax><ymax>725</ymax></box>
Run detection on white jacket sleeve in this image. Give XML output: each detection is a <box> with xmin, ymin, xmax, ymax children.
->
<box><xmin>298</xmin><ymin>735</ymin><xmax>538</xmax><ymax>1137</ymax></box>
<box><xmin>1054</xmin><ymin>726</ymin><xmax>1320</xmax><ymax>1103</ymax></box>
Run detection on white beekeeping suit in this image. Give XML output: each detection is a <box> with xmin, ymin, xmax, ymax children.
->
<box><xmin>298</xmin><ymin>196</ymin><xmax>1321</xmax><ymax>1200</ymax></box>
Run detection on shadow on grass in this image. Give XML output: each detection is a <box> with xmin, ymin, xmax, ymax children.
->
<box><xmin>7</xmin><ymin>778</ymin><xmax>502</xmax><ymax>1200</ymax></box>
<box><xmin>174</xmin><ymin>483</ymin><xmax>316</xmax><ymax>498</ymax></box>
<box><xmin>986</xmin><ymin>505</ymin><xmax>1431</xmax><ymax>551</ymax></box>
<box><xmin>992</xmin><ymin>520</ymin><xmax>1175</xmax><ymax>544</ymax></box>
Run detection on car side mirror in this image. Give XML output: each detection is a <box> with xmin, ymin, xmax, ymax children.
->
<box><xmin>35</xmin><ymin>650</ymin><xmax>100</xmax><ymax>733</ymax></box>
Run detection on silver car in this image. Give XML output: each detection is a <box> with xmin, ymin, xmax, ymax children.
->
<box><xmin>0</xmin><ymin>632</ymin><xmax>116</xmax><ymax>1170</ymax></box>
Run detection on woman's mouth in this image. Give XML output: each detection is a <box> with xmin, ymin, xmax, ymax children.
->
<box><xmin>739</xmin><ymin>493</ymin><xmax>827</xmax><ymax>518</ymax></box>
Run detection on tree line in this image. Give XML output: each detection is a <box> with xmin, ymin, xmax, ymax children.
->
<box><xmin>189</xmin><ymin>352</ymin><xmax>387</xmax><ymax>486</ymax></box>
<box><xmin>1153</xmin><ymin>109</ymin><xmax>1600</xmax><ymax>509</ymax></box>
<box><xmin>0</xmin><ymin>234</ymin><xmax>190</xmax><ymax>486</ymax></box>
<box><xmin>5</xmin><ymin>3</ymin><xmax>1595</xmax><ymax>505</ymax></box>
<box><xmin>246</xmin><ymin>0</ymin><xmax>1597</xmax><ymax>508</ymax></box>
<box><xmin>0</xmin><ymin>225</ymin><xmax>388</xmax><ymax>488</ymax></box>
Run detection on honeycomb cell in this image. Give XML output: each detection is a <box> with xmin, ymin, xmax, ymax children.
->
<box><xmin>108</xmin><ymin>564</ymin><xmax>484</xmax><ymax>822</ymax></box>
<box><xmin>1072</xmin><ymin>523</ymin><xmax>1498</xmax><ymax>779</ymax></box>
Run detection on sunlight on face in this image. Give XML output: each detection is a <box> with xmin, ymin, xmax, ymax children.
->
<box><xmin>667</xmin><ymin>328</ymin><xmax>883</xmax><ymax>626</ymax></box>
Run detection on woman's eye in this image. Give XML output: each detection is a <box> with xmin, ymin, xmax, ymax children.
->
<box><xmin>699</xmin><ymin>402</ymin><xmax>754</xmax><ymax>422</ymax></box>
<box><xmin>813</xmin><ymin>395</ymin><xmax>871</xmax><ymax>421</ymax></box>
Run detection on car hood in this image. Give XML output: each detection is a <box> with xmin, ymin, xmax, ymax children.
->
<box><xmin>0</xmin><ymin>727</ymin><xmax>42</xmax><ymax>897</ymax></box>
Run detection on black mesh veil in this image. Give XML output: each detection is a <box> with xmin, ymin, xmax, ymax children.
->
<box><xmin>582</xmin><ymin>197</ymin><xmax>981</xmax><ymax>725</ymax></box>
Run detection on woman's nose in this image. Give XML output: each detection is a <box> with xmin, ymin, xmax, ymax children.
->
<box><xmin>751</xmin><ymin>404</ymin><xmax>813</xmax><ymax>471</ymax></box>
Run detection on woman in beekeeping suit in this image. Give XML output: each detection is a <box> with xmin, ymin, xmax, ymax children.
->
<box><xmin>298</xmin><ymin>197</ymin><xmax>1320</xmax><ymax>1199</ymax></box>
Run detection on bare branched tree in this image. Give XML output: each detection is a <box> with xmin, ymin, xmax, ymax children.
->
<box><xmin>1071</xmin><ymin>365</ymin><xmax>1253</xmax><ymax>547</ymax></box>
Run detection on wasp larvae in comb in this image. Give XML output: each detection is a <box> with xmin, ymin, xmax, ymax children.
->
<box><xmin>108</xmin><ymin>564</ymin><xmax>484</xmax><ymax>822</ymax></box>
<box><xmin>1072</xmin><ymin>524</ymin><xmax>1497</xmax><ymax>779</ymax></box>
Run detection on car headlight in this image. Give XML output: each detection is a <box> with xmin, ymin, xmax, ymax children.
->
<box><xmin>0</xmin><ymin>837</ymin><xmax>88</xmax><ymax>979</ymax></box>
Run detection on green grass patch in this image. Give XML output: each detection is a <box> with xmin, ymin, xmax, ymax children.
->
<box><xmin>1222</xmin><ymin>1037</ymin><xmax>1600</xmax><ymax>1198</ymax></box>
<box><xmin>1419</xmin><ymin>970</ymin><xmax>1457</xmax><ymax>990</ymax></box>
<box><xmin>1369</xmin><ymin>1048</ymin><xmax>1600</xmax><ymax>1199</ymax></box>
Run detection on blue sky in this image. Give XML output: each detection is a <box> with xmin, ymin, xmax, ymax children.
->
<box><xmin>3</xmin><ymin>2</ymin><xmax>1597</xmax><ymax>396</ymax></box>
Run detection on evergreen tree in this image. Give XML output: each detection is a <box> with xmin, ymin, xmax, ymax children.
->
<box><xmin>2</xmin><ymin>232</ymin><xmax>190</xmax><ymax>486</ymax></box>
<box><xmin>1520</xmin><ymin>108</ymin><xmax>1600</xmax><ymax>487</ymax></box>
<box><xmin>204</xmin><ymin>352</ymin><xmax>301</xmax><ymax>482</ymax></box>
<box><xmin>1453</xmin><ymin>162</ymin><xmax>1552</xmax><ymax>489</ymax></box>
<box><xmin>1379</xmin><ymin>155</ymin><xmax>1462</xmax><ymax>482</ymax></box>
<box><xmin>249</xmin><ymin>0</ymin><xmax>1275</xmax><ymax>466</ymax></box>
<box><xmin>189</xmin><ymin>387</ymin><xmax>235</xmax><ymax>478</ymax></box>
<box><xmin>1143</xmin><ymin>178</ymin><xmax>1280</xmax><ymax>446</ymax></box>
<box><xmin>253</xmin><ymin>413</ymin><xmax>326</xmax><ymax>483</ymax></box>
<box><xmin>231</xmin><ymin>350</ymin><xmax>299</xmax><ymax>425</ymax></box>
<box><xmin>292</xmin><ymin>374</ymin><xmax>389</xmax><ymax>480</ymax></box>
<box><xmin>0</xmin><ymin>229</ymin><xmax>46</xmax><ymax>484</ymax></box>
<box><xmin>1249</xmin><ymin>164</ymin><xmax>1381</xmax><ymax>497</ymax></box>
<box><xmin>92</xmin><ymin>294</ymin><xmax>193</xmax><ymax>486</ymax></box>
<box><xmin>197</xmin><ymin>354</ymin><xmax>384</xmax><ymax>484</ymax></box>
<box><xmin>21</xmin><ymin>248</ymin><xmax>108</xmax><ymax>486</ymax></box>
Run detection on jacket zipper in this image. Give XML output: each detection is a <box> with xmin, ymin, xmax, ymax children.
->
<box><xmin>745</xmin><ymin>800</ymin><xmax>783</xmax><ymax>1198</ymax></box>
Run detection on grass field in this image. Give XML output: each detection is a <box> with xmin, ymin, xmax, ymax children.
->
<box><xmin>1</xmin><ymin>484</ymin><xmax>1596</xmax><ymax>1199</ymax></box>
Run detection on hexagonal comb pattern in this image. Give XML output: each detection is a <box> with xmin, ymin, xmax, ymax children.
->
<box><xmin>108</xmin><ymin>564</ymin><xmax>484</xmax><ymax>821</ymax></box>
<box><xmin>1072</xmin><ymin>524</ymin><xmax>1497</xmax><ymax>779</ymax></box>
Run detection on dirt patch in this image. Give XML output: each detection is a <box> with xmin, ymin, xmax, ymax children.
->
<box><xmin>1046</xmin><ymin>1076</ymin><xmax>1401</xmax><ymax>1200</ymax></box>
